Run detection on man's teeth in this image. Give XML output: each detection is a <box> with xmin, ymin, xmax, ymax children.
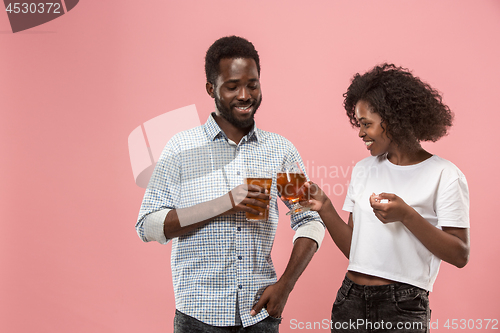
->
<box><xmin>365</xmin><ymin>141</ymin><xmax>374</xmax><ymax>147</ymax></box>
<box><xmin>236</xmin><ymin>105</ymin><xmax>251</xmax><ymax>110</ymax></box>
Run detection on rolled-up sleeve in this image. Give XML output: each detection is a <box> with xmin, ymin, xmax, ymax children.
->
<box><xmin>140</xmin><ymin>209</ymin><xmax>170</xmax><ymax>244</ymax></box>
<box><xmin>293</xmin><ymin>220</ymin><xmax>325</xmax><ymax>250</ymax></box>
<box><xmin>136</xmin><ymin>136</ymin><xmax>181</xmax><ymax>244</ymax></box>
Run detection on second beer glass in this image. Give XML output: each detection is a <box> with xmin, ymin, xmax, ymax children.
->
<box><xmin>277</xmin><ymin>162</ymin><xmax>310</xmax><ymax>215</ymax></box>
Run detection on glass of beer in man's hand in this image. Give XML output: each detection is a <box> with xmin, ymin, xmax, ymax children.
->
<box><xmin>244</xmin><ymin>169</ymin><xmax>272</xmax><ymax>221</ymax></box>
<box><xmin>277</xmin><ymin>162</ymin><xmax>310</xmax><ymax>216</ymax></box>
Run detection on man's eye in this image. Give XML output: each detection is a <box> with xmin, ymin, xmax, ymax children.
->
<box><xmin>226</xmin><ymin>86</ymin><xmax>237</xmax><ymax>91</ymax></box>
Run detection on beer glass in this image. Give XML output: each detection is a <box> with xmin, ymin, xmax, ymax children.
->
<box><xmin>244</xmin><ymin>169</ymin><xmax>272</xmax><ymax>221</ymax></box>
<box><xmin>277</xmin><ymin>162</ymin><xmax>310</xmax><ymax>215</ymax></box>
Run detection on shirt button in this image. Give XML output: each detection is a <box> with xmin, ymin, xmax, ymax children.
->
<box><xmin>237</xmin><ymin>171</ymin><xmax>240</xmax><ymax>175</ymax></box>
<box><xmin>238</xmin><ymin>256</ymin><xmax>242</xmax><ymax>260</ymax></box>
<box><xmin>238</xmin><ymin>285</ymin><xmax>243</xmax><ymax>289</ymax></box>
<box><xmin>237</xmin><ymin>227</ymin><xmax>241</xmax><ymax>231</ymax></box>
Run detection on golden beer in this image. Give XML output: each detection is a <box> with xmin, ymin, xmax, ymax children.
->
<box><xmin>245</xmin><ymin>177</ymin><xmax>272</xmax><ymax>221</ymax></box>
<box><xmin>277</xmin><ymin>172</ymin><xmax>307</xmax><ymax>202</ymax></box>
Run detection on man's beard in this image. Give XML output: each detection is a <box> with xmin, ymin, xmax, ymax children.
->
<box><xmin>215</xmin><ymin>95</ymin><xmax>262</xmax><ymax>129</ymax></box>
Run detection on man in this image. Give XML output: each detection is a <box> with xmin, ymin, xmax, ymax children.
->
<box><xmin>136</xmin><ymin>36</ymin><xmax>325</xmax><ymax>332</ymax></box>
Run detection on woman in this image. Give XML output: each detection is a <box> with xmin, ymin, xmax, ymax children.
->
<box><xmin>303</xmin><ymin>64</ymin><xmax>470</xmax><ymax>332</ymax></box>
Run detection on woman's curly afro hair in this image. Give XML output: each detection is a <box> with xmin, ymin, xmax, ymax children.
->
<box><xmin>343</xmin><ymin>63</ymin><xmax>453</xmax><ymax>150</ymax></box>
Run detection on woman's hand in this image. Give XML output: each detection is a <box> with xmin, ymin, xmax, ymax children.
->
<box><xmin>370</xmin><ymin>192</ymin><xmax>470</xmax><ymax>268</ymax></box>
<box><xmin>299</xmin><ymin>182</ymin><xmax>331</xmax><ymax>213</ymax></box>
<box><xmin>369</xmin><ymin>192</ymin><xmax>414</xmax><ymax>224</ymax></box>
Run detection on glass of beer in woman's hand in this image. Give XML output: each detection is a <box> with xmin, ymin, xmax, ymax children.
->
<box><xmin>277</xmin><ymin>162</ymin><xmax>311</xmax><ymax>215</ymax></box>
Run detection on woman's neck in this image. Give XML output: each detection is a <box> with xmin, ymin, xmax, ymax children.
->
<box><xmin>386</xmin><ymin>145</ymin><xmax>432</xmax><ymax>166</ymax></box>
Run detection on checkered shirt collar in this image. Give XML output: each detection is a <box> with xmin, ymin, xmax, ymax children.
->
<box><xmin>204</xmin><ymin>112</ymin><xmax>260</xmax><ymax>143</ymax></box>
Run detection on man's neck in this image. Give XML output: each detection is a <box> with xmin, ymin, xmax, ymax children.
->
<box><xmin>212</xmin><ymin>113</ymin><xmax>252</xmax><ymax>144</ymax></box>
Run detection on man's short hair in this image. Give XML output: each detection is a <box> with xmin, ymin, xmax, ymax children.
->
<box><xmin>205</xmin><ymin>36</ymin><xmax>260</xmax><ymax>85</ymax></box>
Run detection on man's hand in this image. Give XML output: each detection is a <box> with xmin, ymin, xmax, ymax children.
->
<box><xmin>220</xmin><ymin>184</ymin><xmax>270</xmax><ymax>217</ymax></box>
<box><xmin>250</xmin><ymin>238</ymin><xmax>318</xmax><ymax>318</ymax></box>
<box><xmin>250</xmin><ymin>280</ymin><xmax>292</xmax><ymax>318</ymax></box>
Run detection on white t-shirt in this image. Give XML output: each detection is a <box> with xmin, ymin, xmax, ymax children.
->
<box><xmin>343</xmin><ymin>155</ymin><xmax>469</xmax><ymax>291</ymax></box>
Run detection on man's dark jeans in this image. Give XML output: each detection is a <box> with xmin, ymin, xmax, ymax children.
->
<box><xmin>174</xmin><ymin>309</ymin><xmax>281</xmax><ymax>333</ymax></box>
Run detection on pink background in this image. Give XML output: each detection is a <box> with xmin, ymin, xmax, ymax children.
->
<box><xmin>1</xmin><ymin>1</ymin><xmax>499</xmax><ymax>332</ymax></box>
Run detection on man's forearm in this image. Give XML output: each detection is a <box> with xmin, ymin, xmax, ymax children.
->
<box><xmin>278</xmin><ymin>237</ymin><xmax>318</xmax><ymax>291</ymax></box>
<box><xmin>163</xmin><ymin>186</ymin><xmax>270</xmax><ymax>239</ymax></box>
<box><xmin>250</xmin><ymin>236</ymin><xmax>319</xmax><ymax>317</ymax></box>
<box><xmin>163</xmin><ymin>209</ymin><xmax>213</xmax><ymax>239</ymax></box>
<box><xmin>163</xmin><ymin>193</ymin><xmax>234</xmax><ymax>238</ymax></box>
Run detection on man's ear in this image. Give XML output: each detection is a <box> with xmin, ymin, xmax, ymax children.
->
<box><xmin>206</xmin><ymin>82</ymin><xmax>215</xmax><ymax>98</ymax></box>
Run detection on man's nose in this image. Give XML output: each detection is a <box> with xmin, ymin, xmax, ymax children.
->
<box><xmin>237</xmin><ymin>87</ymin><xmax>250</xmax><ymax>101</ymax></box>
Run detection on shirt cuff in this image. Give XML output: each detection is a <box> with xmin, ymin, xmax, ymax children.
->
<box><xmin>293</xmin><ymin>220</ymin><xmax>325</xmax><ymax>251</ymax></box>
<box><xmin>143</xmin><ymin>209</ymin><xmax>170</xmax><ymax>244</ymax></box>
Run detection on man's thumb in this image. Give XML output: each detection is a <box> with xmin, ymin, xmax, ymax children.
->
<box><xmin>250</xmin><ymin>300</ymin><xmax>264</xmax><ymax>317</ymax></box>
